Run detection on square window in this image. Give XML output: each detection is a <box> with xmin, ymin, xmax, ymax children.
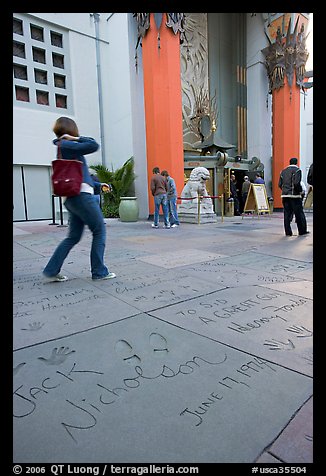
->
<box><xmin>13</xmin><ymin>64</ymin><xmax>28</xmax><ymax>80</ymax></box>
<box><xmin>30</xmin><ymin>24</ymin><xmax>44</xmax><ymax>42</ymax></box>
<box><xmin>13</xmin><ymin>18</ymin><xmax>23</xmax><ymax>35</ymax></box>
<box><xmin>54</xmin><ymin>73</ymin><xmax>66</xmax><ymax>89</ymax></box>
<box><xmin>13</xmin><ymin>41</ymin><xmax>25</xmax><ymax>58</ymax></box>
<box><xmin>32</xmin><ymin>47</ymin><xmax>46</xmax><ymax>64</ymax></box>
<box><xmin>36</xmin><ymin>90</ymin><xmax>49</xmax><ymax>105</ymax></box>
<box><xmin>34</xmin><ymin>69</ymin><xmax>48</xmax><ymax>84</ymax></box>
<box><xmin>51</xmin><ymin>31</ymin><xmax>63</xmax><ymax>48</ymax></box>
<box><xmin>55</xmin><ymin>94</ymin><xmax>67</xmax><ymax>109</ymax></box>
<box><xmin>13</xmin><ymin>20</ymin><xmax>70</xmax><ymax>112</ymax></box>
<box><xmin>15</xmin><ymin>86</ymin><xmax>30</xmax><ymax>102</ymax></box>
<box><xmin>52</xmin><ymin>52</ymin><xmax>64</xmax><ymax>69</ymax></box>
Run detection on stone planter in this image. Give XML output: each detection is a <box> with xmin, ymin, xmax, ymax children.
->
<box><xmin>119</xmin><ymin>197</ymin><xmax>139</xmax><ymax>222</ymax></box>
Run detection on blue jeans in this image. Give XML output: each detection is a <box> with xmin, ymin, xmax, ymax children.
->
<box><xmin>154</xmin><ymin>194</ymin><xmax>170</xmax><ymax>226</ymax></box>
<box><xmin>43</xmin><ymin>192</ymin><xmax>109</xmax><ymax>279</ymax></box>
<box><xmin>168</xmin><ymin>197</ymin><xmax>180</xmax><ymax>225</ymax></box>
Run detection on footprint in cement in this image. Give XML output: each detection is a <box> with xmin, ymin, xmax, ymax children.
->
<box><xmin>115</xmin><ymin>339</ymin><xmax>141</xmax><ymax>365</ymax></box>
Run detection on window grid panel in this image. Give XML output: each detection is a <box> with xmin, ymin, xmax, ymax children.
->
<box><xmin>13</xmin><ymin>18</ymin><xmax>23</xmax><ymax>35</ymax></box>
<box><xmin>15</xmin><ymin>85</ymin><xmax>30</xmax><ymax>102</ymax></box>
<box><xmin>13</xmin><ymin>13</ymin><xmax>72</xmax><ymax>113</ymax></box>
<box><xmin>30</xmin><ymin>24</ymin><xmax>44</xmax><ymax>42</ymax></box>
<box><xmin>36</xmin><ymin>89</ymin><xmax>49</xmax><ymax>106</ymax></box>
<box><xmin>13</xmin><ymin>41</ymin><xmax>26</xmax><ymax>58</ymax></box>
<box><xmin>53</xmin><ymin>73</ymin><xmax>66</xmax><ymax>89</ymax></box>
<box><xmin>34</xmin><ymin>68</ymin><xmax>48</xmax><ymax>85</ymax></box>
<box><xmin>52</xmin><ymin>52</ymin><xmax>64</xmax><ymax>69</ymax></box>
<box><xmin>32</xmin><ymin>46</ymin><xmax>46</xmax><ymax>64</ymax></box>
<box><xmin>13</xmin><ymin>63</ymin><xmax>28</xmax><ymax>81</ymax></box>
<box><xmin>50</xmin><ymin>31</ymin><xmax>63</xmax><ymax>48</ymax></box>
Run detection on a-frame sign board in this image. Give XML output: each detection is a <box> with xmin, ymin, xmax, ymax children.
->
<box><xmin>304</xmin><ymin>186</ymin><xmax>313</xmax><ymax>209</ymax></box>
<box><xmin>243</xmin><ymin>183</ymin><xmax>271</xmax><ymax>216</ymax></box>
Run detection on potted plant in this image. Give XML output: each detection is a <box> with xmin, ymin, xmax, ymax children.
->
<box><xmin>90</xmin><ymin>157</ymin><xmax>138</xmax><ymax>221</ymax></box>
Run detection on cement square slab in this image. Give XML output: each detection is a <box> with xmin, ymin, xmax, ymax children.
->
<box><xmin>13</xmin><ymin>226</ymin><xmax>33</xmax><ymax>236</ymax></box>
<box><xmin>14</xmin><ymin>234</ymin><xmax>71</xmax><ymax>257</ymax></box>
<box><xmin>261</xmin><ymin>280</ymin><xmax>313</xmax><ymax>300</ymax></box>
<box><xmin>92</xmin><ymin>267</ymin><xmax>226</xmax><ymax>312</ymax></box>
<box><xmin>13</xmin><ymin>314</ymin><xmax>312</xmax><ymax>463</ymax></box>
<box><xmin>268</xmin><ymin>396</ymin><xmax>313</xmax><ymax>463</ymax></box>
<box><xmin>218</xmin><ymin>251</ymin><xmax>312</xmax><ymax>275</ymax></box>
<box><xmin>136</xmin><ymin>248</ymin><xmax>227</xmax><ymax>269</ymax></box>
<box><xmin>151</xmin><ymin>285</ymin><xmax>313</xmax><ymax>376</ymax></box>
<box><xmin>178</xmin><ymin>259</ymin><xmax>301</xmax><ymax>287</ymax></box>
<box><xmin>14</xmin><ymin>257</ymin><xmax>49</xmax><ymax>276</ymax></box>
<box><xmin>13</xmin><ymin>280</ymin><xmax>140</xmax><ymax>349</ymax></box>
<box><xmin>288</xmin><ymin>268</ymin><xmax>313</xmax><ymax>281</ymax></box>
<box><xmin>122</xmin><ymin>235</ymin><xmax>174</xmax><ymax>244</ymax></box>
<box><xmin>13</xmin><ymin>242</ymin><xmax>44</xmax><ymax>261</ymax></box>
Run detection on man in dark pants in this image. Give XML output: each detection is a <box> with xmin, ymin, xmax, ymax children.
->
<box><xmin>278</xmin><ymin>157</ymin><xmax>309</xmax><ymax>236</ymax></box>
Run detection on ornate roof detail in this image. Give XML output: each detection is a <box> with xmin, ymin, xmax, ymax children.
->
<box><xmin>261</xmin><ymin>17</ymin><xmax>310</xmax><ymax>93</ymax></box>
<box><xmin>166</xmin><ymin>13</ymin><xmax>186</xmax><ymax>42</ymax></box>
<box><xmin>133</xmin><ymin>13</ymin><xmax>186</xmax><ymax>65</ymax></box>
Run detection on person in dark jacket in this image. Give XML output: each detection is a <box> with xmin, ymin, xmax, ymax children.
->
<box><xmin>278</xmin><ymin>157</ymin><xmax>309</xmax><ymax>236</ymax></box>
<box><xmin>43</xmin><ymin>116</ymin><xmax>116</xmax><ymax>281</ymax></box>
<box><xmin>307</xmin><ymin>163</ymin><xmax>313</xmax><ymax>186</ymax></box>
<box><xmin>230</xmin><ymin>174</ymin><xmax>240</xmax><ymax>215</ymax></box>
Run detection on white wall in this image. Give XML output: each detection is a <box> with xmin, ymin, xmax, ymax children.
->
<box><xmin>13</xmin><ymin>12</ymin><xmax>110</xmax><ymax>169</ymax></box>
<box><xmin>104</xmin><ymin>13</ymin><xmax>148</xmax><ymax>218</ymax></box>
<box><xmin>300</xmin><ymin>87</ymin><xmax>313</xmax><ymax>187</ymax></box>
<box><xmin>13</xmin><ymin>12</ymin><xmax>149</xmax><ymax>220</ymax></box>
<box><xmin>246</xmin><ymin>13</ymin><xmax>273</xmax><ymax>196</ymax></box>
<box><xmin>127</xmin><ymin>14</ymin><xmax>148</xmax><ymax>219</ymax></box>
<box><xmin>104</xmin><ymin>13</ymin><xmax>133</xmax><ymax>169</ymax></box>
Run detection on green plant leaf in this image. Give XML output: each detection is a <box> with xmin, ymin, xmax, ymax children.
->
<box><xmin>90</xmin><ymin>157</ymin><xmax>136</xmax><ymax>218</ymax></box>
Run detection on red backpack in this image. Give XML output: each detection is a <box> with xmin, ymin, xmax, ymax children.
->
<box><xmin>51</xmin><ymin>142</ymin><xmax>83</xmax><ymax>197</ymax></box>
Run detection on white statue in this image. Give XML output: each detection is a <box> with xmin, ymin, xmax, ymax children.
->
<box><xmin>178</xmin><ymin>166</ymin><xmax>214</xmax><ymax>213</ymax></box>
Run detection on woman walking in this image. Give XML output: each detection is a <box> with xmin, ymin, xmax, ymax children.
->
<box><xmin>43</xmin><ymin>116</ymin><xmax>116</xmax><ymax>281</ymax></box>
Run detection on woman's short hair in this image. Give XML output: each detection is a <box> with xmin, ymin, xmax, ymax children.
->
<box><xmin>53</xmin><ymin>117</ymin><xmax>79</xmax><ymax>137</ymax></box>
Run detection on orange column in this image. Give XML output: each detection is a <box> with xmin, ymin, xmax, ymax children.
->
<box><xmin>142</xmin><ymin>13</ymin><xmax>185</xmax><ymax>215</ymax></box>
<box><xmin>270</xmin><ymin>13</ymin><xmax>309</xmax><ymax>209</ymax></box>
<box><xmin>272</xmin><ymin>79</ymin><xmax>301</xmax><ymax>208</ymax></box>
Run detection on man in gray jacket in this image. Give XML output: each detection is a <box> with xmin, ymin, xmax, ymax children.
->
<box><xmin>278</xmin><ymin>157</ymin><xmax>309</xmax><ymax>236</ymax></box>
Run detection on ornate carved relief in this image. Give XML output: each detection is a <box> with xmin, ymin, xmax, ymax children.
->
<box><xmin>180</xmin><ymin>13</ymin><xmax>209</xmax><ymax>150</ymax></box>
<box><xmin>133</xmin><ymin>13</ymin><xmax>186</xmax><ymax>65</ymax></box>
<box><xmin>261</xmin><ymin>17</ymin><xmax>310</xmax><ymax>93</ymax></box>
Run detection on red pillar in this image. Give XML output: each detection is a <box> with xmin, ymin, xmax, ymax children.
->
<box><xmin>141</xmin><ymin>13</ymin><xmax>185</xmax><ymax>215</ymax></box>
<box><xmin>272</xmin><ymin>79</ymin><xmax>301</xmax><ymax>208</ymax></box>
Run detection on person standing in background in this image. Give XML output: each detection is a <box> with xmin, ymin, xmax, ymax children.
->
<box><xmin>150</xmin><ymin>167</ymin><xmax>170</xmax><ymax>229</ymax></box>
<box><xmin>278</xmin><ymin>157</ymin><xmax>309</xmax><ymax>237</ymax></box>
<box><xmin>307</xmin><ymin>163</ymin><xmax>313</xmax><ymax>187</ymax></box>
<box><xmin>241</xmin><ymin>176</ymin><xmax>251</xmax><ymax>211</ymax></box>
<box><xmin>254</xmin><ymin>173</ymin><xmax>265</xmax><ymax>184</ymax></box>
<box><xmin>43</xmin><ymin>116</ymin><xmax>116</xmax><ymax>281</ymax></box>
<box><xmin>230</xmin><ymin>174</ymin><xmax>240</xmax><ymax>216</ymax></box>
<box><xmin>161</xmin><ymin>170</ymin><xmax>180</xmax><ymax>227</ymax></box>
<box><xmin>90</xmin><ymin>173</ymin><xmax>101</xmax><ymax>207</ymax></box>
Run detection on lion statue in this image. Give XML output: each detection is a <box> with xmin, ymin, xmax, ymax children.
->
<box><xmin>178</xmin><ymin>166</ymin><xmax>214</xmax><ymax>213</ymax></box>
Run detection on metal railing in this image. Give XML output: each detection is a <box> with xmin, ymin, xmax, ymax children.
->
<box><xmin>177</xmin><ymin>193</ymin><xmax>224</xmax><ymax>224</ymax></box>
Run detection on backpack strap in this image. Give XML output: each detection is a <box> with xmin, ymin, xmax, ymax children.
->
<box><xmin>57</xmin><ymin>140</ymin><xmax>62</xmax><ymax>159</ymax></box>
